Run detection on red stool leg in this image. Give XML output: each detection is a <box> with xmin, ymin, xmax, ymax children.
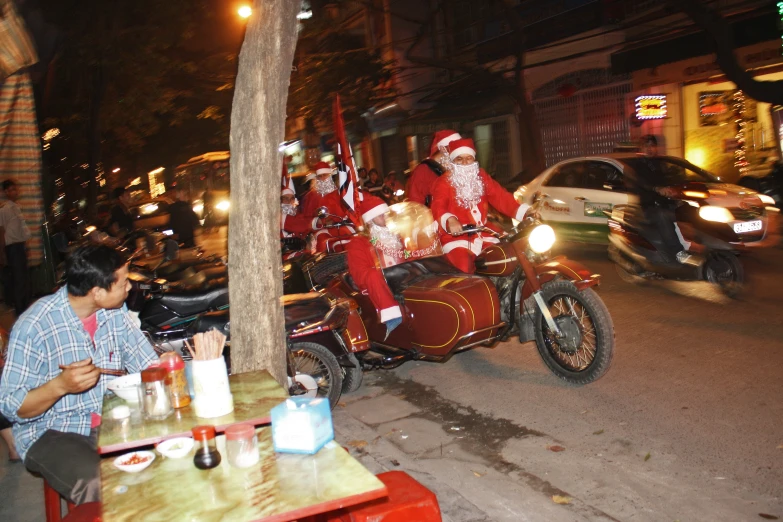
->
<box><xmin>43</xmin><ymin>480</ymin><xmax>63</xmax><ymax>522</ymax></box>
<box><xmin>62</xmin><ymin>502</ymin><xmax>101</xmax><ymax>522</ymax></box>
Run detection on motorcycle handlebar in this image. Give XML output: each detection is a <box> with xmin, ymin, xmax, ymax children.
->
<box><xmin>449</xmin><ymin>226</ymin><xmax>505</xmax><ymax>239</ymax></box>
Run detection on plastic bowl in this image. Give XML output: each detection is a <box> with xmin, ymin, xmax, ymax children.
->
<box><xmin>156</xmin><ymin>437</ymin><xmax>194</xmax><ymax>459</ymax></box>
<box><xmin>107</xmin><ymin>373</ymin><xmax>141</xmax><ymax>403</ymax></box>
<box><xmin>113</xmin><ymin>451</ymin><xmax>155</xmax><ymax>473</ymax></box>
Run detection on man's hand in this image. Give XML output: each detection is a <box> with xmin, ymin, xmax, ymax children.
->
<box><xmin>524</xmin><ymin>208</ymin><xmax>541</xmax><ymax>221</ymax></box>
<box><xmin>56</xmin><ymin>358</ymin><xmax>101</xmax><ymax>395</ymax></box>
<box><xmin>446</xmin><ymin>217</ymin><xmax>463</xmax><ymax>235</ymax></box>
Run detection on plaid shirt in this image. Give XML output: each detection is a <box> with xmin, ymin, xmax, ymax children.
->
<box><xmin>0</xmin><ymin>286</ymin><xmax>157</xmax><ymax>460</ymax></box>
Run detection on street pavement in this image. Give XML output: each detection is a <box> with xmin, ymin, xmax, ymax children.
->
<box><xmin>332</xmin><ymin>242</ymin><xmax>783</xmax><ymax>521</ymax></box>
<box><xmin>1</xmin><ymin>229</ymin><xmax>781</xmax><ymax>521</ymax></box>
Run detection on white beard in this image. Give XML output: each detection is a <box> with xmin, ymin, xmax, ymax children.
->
<box><xmin>281</xmin><ymin>203</ymin><xmax>297</xmax><ymax>216</ymax></box>
<box><xmin>369</xmin><ymin>224</ymin><xmax>403</xmax><ymax>251</ymax></box>
<box><xmin>449</xmin><ymin>162</ymin><xmax>484</xmax><ymax>209</ymax></box>
<box><xmin>314</xmin><ymin>177</ymin><xmax>337</xmax><ymax>196</ymax></box>
<box><xmin>436</xmin><ymin>146</ymin><xmax>451</xmax><ymax>169</ymax></box>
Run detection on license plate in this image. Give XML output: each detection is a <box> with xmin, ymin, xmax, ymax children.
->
<box><xmin>733</xmin><ymin>220</ymin><xmax>762</xmax><ymax>233</ymax></box>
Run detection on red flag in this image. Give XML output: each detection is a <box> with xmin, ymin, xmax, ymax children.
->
<box><xmin>333</xmin><ymin>95</ymin><xmax>362</xmax><ymax>227</ymax></box>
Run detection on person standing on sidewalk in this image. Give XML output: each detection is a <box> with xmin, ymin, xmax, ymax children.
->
<box><xmin>0</xmin><ymin>180</ymin><xmax>31</xmax><ymax>316</ymax></box>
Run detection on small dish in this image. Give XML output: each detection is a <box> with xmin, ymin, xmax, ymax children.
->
<box><xmin>156</xmin><ymin>437</ymin><xmax>194</xmax><ymax>459</ymax></box>
<box><xmin>107</xmin><ymin>373</ymin><xmax>141</xmax><ymax>403</ymax></box>
<box><xmin>113</xmin><ymin>451</ymin><xmax>155</xmax><ymax>473</ymax></box>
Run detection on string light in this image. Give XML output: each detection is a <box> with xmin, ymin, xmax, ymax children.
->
<box><xmin>733</xmin><ymin>90</ymin><xmax>749</xmax><ymax>176</ymax></box>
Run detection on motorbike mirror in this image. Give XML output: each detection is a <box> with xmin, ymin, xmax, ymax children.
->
<box><xmin>317</xmin><ymin>206</ymin><xmax>329</xmax><ymax>218</ymax></box>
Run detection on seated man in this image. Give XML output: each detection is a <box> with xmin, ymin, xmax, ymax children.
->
<box><xmin>0</xmin><ymin>244</ymin><xmax>158</xmax><ymax>504</ymax></box>
<box><xmin>280</xmin><ymin>179</ymin><xmax>310</xmax><ymax>239</ymax></box>
<box><xmin>431</xmin><ymin>138</ymin><xmax>530</xmax><ymax>273</ymax></box>
<box><xmin>345</xmin><ymin>195</ymin><xmax>403</xmax><ymax>339</ymax></box>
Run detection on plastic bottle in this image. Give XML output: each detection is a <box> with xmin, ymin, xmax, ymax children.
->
<box><xmin>159</xmin><ymin>351</ymin><xmax>191</xmax><ymax>409</ymax></box>
<box><xmin>192</xmin><ymin>425</ymin><xmax>221</xmax><ymax>470</ymax></box>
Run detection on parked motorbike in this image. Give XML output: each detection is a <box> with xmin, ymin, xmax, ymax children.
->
<box><xmin>308</xmin><ymin>201</ymin><xmax>614</xmax><ymax>385</ymax></box>
<box><xmin>605</xmin><ymin>202</ymin><xmax>750</xmax><ymax>297</ymax></box>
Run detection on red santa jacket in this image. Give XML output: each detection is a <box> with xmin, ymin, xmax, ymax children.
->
<box><xmin>430</xmin><ymin>169</ymin><xmax>528</xmax><ymax>255</ymax></box>
<box><xmin>407</xmin><ymin>159</ymin><xmax>444</xmax><ymax>206</ymax></box>
<box><xmin>301</xmin><ymin>189</ymin><xmax>349</xmax><ymax>227</ymax></box>
<box><xmin>280</xmin><ymin>211</ymin><xmax>311</xmax><ymax>239</ymax></box>
<box><xmin>345</xmin><ymin>234</ymin><xmax>401</xmax><ymax>321</ymax></box>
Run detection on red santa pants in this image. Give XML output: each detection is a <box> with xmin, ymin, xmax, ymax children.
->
<box><xmin>314</xmin><ymin>227</ymin><xmax>355</xmax><ymax>253</ymax></box>
<box><xmin>442</xmin><ymin>237</ymin><xmax>499</xmax><ymax>274</ymax></box>
<box><xmin>346</xmin><ymin>242</ymin><xmax>401</xmax><ymax>323</ymax></box>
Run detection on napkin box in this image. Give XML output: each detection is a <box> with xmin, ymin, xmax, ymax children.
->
<box><xmin>271</xmin><ymin>397</ymin><xmax>334</xmax><ymax>454</ymax></box>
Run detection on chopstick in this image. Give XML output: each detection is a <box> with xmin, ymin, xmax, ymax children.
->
<box><xmin>190</xmin><ymin>329</ymin><xmax>227</xmax><ymax>361</ymax></box>
<box><xmin>99</xmin><ymin>368</ymin><xmax>127</xmax><ymax>377</ymax></box>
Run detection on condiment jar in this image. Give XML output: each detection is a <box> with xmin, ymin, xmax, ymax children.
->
<box><xmin>140</xmin><ymin>367</ymin><xmax>173</xmax><ymax>420</ymax></box>
<box><xmin>225</xmin><ymin>424</ymin><xmax>259</xmax><ymax>469</ymax></box>
<box><xmin>159</xmin><ymin>352</ymin><xmax>191</xmax><ymax>408</ymax></box>
<box><xmin>192</xmin><ymin>425</ymin><xmax>221</xmax><ymax>470</ymax></box>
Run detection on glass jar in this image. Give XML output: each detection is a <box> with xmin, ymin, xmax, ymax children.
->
<box><xmin>225</xmin><ymin>424</ymin><xmax>259</xmax><ymax>468</ymax></box>
<box><xmin>192</xmin><ymin>425</ymin><xmax>221</xmax><ymax>470</ymax></box>
<box><xmin>140</xmin><ymin>367</ymin><xmax>173</xmax><ymax>420</ymax></box>
<box><xmin>159</xmin><ymin>352</ymin><xmax>191</xmax><ymax>409</ymax></box>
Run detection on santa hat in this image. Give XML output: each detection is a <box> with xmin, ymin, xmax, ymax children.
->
<box><xmin>430</xmin><ymin>130</ymin><xmax>461</xmax><ymax>157</ymax></box>
<box><xmin>314</xmin><ymin>162</ymin><xmax>333</xmax><ymax>176</ymax></box>
<box><xmin>448</xmin><ymin>138</ymin><xmax>476</xmax><ymax>160</ymax></box>
<box><xmin>281</xmin><ymin>176</ymin><xmax>296</xmax><ymax>196</ymax></box>
<box><xmin>359</xmin><ymin>194</ymin><xmax>389</xmax><ymax>224</ymax></box>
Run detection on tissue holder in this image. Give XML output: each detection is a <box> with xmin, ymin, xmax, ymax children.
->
<box><xmin>271</xmin><ymin>397</ymin><xmax>334</xmax><ymax>454</ymax></box>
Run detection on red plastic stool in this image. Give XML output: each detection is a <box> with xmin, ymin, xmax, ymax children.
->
<box><xmin>62</xmin><ymin>503</ymin><xmax>101</xmax><ymax>522</ymax></box>
<box><xmin>325</xmin><ymin>471</ymin><xmax>442</xmax><ymax>522</ymax></box>
<box><xmin>44</xmin><ymin>480</ymin><xmax>101</xmax><ymax>522</ymax></box>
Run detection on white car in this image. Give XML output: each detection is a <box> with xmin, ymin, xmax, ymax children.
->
<box><xmin>514</xmin><ymin>153</ymin><xmax>777</xmax><ymax>244</ymax></box>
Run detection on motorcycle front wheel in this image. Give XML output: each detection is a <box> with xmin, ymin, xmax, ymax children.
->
<box><xmin>533</xmin><ymin>281</ymin><xmax>614</xmax><ymax>385</ymax></box>
<box><xmin>289</xmin><ymin>342</ymin><xmax>343</xmax><ymax>408</ymax></box>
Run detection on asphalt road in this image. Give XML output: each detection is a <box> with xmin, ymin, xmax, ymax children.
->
<box><xmin>375</xmin><ymin>242</ymin><xmax>783</xmax><ymax>521</ymax></box>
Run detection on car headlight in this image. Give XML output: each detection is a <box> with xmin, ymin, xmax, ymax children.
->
<box><xmin>216</xmin><ymin>200</ymin><xmax>230</xmax><ymax>212</ymax></box>
<box><xmin>192</xmin><ymin>202</ymin><xmax>204</xmax><ymax>214</ymax></box>
<box><xmin>528</xmin><ymin>224</ymin><xmax>556</xmax><ymax>253</ymax></box>
<box><xmin>758</xmin><ymin>194</ymin><xmax>775</xmax><ymax>205</ymax></box>
<box><xmin>698</xmin><ymin>205</ymin><xmax>733</xmax><ymax>223</ymax></box>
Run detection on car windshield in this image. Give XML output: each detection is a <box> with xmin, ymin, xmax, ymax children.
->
<box><xmin>371</xmin><ymin>201</ymin><xmax>443</xmax><ymax>269</ymax></box>
<box><xmin>623</xmin><ymin>157</ymin><xmax>717</xmax><ymax>187</ymax></box>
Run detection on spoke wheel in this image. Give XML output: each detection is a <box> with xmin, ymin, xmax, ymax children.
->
<box><xmin>289</xmin><ymin>342</ymin><xmax>343</xmax><ymax>408</ymax></box>
<box><xmin>533</xmin><ymin>281</ymin><xmax>614</xmax><ymax>385</ymax></box>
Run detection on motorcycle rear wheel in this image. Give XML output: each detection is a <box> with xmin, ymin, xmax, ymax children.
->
<box><xmin>341</xmin><ymin>353</ymin><xmax>364</xmax><ymax>393</ymax></box>
<box><xmin>533</xmin><ymin>281</ymin><xmax>614</xmax><ymax>385</ymax></box>
<box><xmin>289</xmin><ymin>342</ymin><xmax>343</xmax><ymax>408</ymax></box>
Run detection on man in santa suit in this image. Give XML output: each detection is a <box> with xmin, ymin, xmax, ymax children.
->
<box><xmin>280</xmin><ymin>179</ymin><xmax>310</xmax><ymax>239</ymax></box>
<box><xmin>301</xmin><ymin>161</ymin><xmax>355</xmax><ymax>252</ymax></box>
<box><xmin>407</xmin><ymin>130</ymin><xmax>461</xmax><ymax>207</ymax></box>
<box><xmin>431</xmin><ymin>138</ymin><xmax>530</xmax><ymax>273</ymax></box>
<box><xmin>345</xmin><ymin>194</ymin><xmax>403</xmax><ymax>339</ymax></box>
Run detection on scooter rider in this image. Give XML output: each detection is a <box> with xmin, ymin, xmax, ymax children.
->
<box><xmin>407</xmin><ymin>130</ymin><xmax>461</xmax><ymax>207</ymax></box>
<box><xmin>280</xmin><ymin>177</ymin><xmax>310</xmax><ymax>239</ymax></box>
<box><xmin>345</xmin><ymin>194</ymin><xmax>402</xmax><ymax>339</ymax></box>
<box><xmin>431</xmin><ymin>138</ymin><xmax>530</xmax><ymax>273</ymax></box>
<box><xmin>636</xmin><ymin>135</ymin><xmax>697</xmax><ymax>264</ymax></box>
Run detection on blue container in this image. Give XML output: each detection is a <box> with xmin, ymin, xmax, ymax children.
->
<box><xmin>271</xmin><ymin>397</ymin><xmax>334</xmax><ymax>454</ymax></box>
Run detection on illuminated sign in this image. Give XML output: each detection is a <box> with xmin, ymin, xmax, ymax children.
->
<box><xmin>699</xmin><ymin>92</ymin><xmax>731</xmax><ymax>126</ymax></box>
<box><xmin>635</xmin><ymin>95</ymin><xmax>667</xmax><ymax>120</ymax></box>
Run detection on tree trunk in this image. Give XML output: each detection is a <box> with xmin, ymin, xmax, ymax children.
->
<box><xmin>228</xmin><ymin>0</ymin><xmax>300</xmax><ymax>384</ymax></box>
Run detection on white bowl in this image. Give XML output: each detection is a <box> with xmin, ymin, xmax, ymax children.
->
<box><xmin>107</xmin><ymin>373</ymin><xmax>141</xmax><ymax>403</ymax></box>
<box><xmin>156</xmin><ymin>437</ymin><xmax>194</xmax><ymax>459</ymax></box>
<box><xmin>113</xmin><ymin>451</ymin><xmax>155</xmax><ymax>473</ymax></box>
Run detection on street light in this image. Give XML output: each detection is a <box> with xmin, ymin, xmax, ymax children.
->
<box><xmin>238</xmin><ymin>5</ymin><xmax>251</xmax><ymax>18</ymax></box>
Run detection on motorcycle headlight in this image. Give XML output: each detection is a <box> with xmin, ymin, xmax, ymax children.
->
<box><xmin>698</xmin><ymin>205</ymin><xmax>733</xmax><ymax>223</ymax></box>
<box><xmin>528</xmin><ymin>224</ymin><xmax>556</xmax><ymax>253</ymax></box>
<box><xmin>216</xmin><ymin>200</ymin><xmax>230</xmax><ymax>212</ymax></box>
<box><xmin>192</xmin><ymin>202</ymin><xmax>204</xmax><ymax>214</ymax></box>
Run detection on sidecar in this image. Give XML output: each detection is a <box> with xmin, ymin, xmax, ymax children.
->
<box><xmin>324</xmin><ymin>202</ymin><xmax>506</xmax><ymax>361</ymax></box>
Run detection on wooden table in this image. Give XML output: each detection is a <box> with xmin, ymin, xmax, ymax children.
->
<box><xmin>100</xmin><ymin>428</ymin><xmax>388</xmax><ymax>522</ymax></box>
<box><xmin>98</xmin><ymin>370</ymin><xmax>289</xmax><ymax>454</ymax></box>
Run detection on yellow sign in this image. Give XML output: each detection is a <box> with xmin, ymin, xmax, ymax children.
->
<box><xmin>635</xmin><ymin>95</ymin><xmax>667</xmax><ymax>120</ymax></box>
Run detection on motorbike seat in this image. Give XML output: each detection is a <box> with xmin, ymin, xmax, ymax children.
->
<box><xmin>381</xmin><ymin>256</ymin><xmax>459</xmax><ymax>295</ymax></box>
<box><xmin>282</xmin><ymin>293</ymin><xmax>332</xmax><ymax>329</ymax></box>
<box><xmin>159</xmin><ymin>286</ymin><xmax>229</xmax><ymax>317</ymax></box>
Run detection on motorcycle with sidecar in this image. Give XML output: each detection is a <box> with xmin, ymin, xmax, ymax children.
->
<box><xmin>305</xmin><ymin>201</ymin><xmax>614</xmax><ymax>385</ymax></box>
